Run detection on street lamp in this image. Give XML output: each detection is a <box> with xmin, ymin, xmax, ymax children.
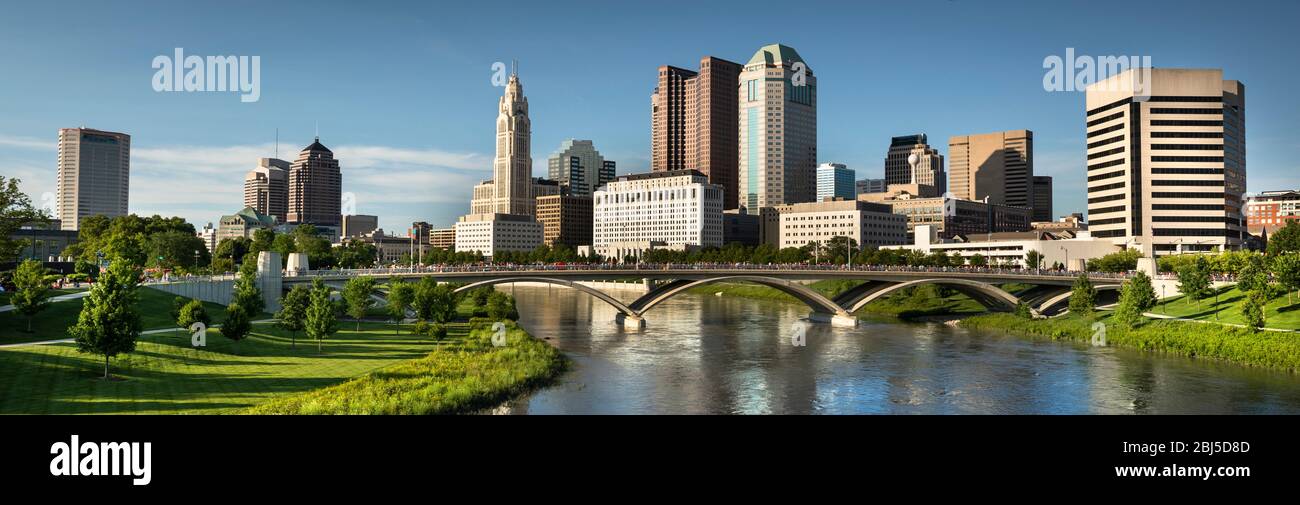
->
<box><xmin>1060</xmin><ymin>246</ymin><xmax>1069</xmax><ymax>273</ymax></box>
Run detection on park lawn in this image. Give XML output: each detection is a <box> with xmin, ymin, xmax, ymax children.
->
<box><xmin>0</xmin><ymin>286</ymin><xmax>263</xmax><ymax>345</ymax></box>
<box><xmin>1157</xmin><ymin>286</ymin><xmax>1300</xmax><ymax>331</ymax></box>
<box><xmin>0</xmin><ymin>321</ymin><xmax>440</xmax><ymax>414</ymax></box>
<box><xmin>0</xmin><ymin>287</ymin><xmax>84</xmax><ymax>306</ymax></box>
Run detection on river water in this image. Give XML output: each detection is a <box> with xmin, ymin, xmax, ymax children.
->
<box><xmin>495</xmin><ymin>284</ymin><xmax>1300</xmax><ymax>414</ymax></box>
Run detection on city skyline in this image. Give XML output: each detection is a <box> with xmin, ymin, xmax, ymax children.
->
<box><xmin>3</xmin><ymin>0</ymin><xmax>1299</xmax><ymax>233</ymax></box>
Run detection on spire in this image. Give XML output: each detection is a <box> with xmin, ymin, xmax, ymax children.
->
<box><xmin>512</xmin><ymin>58</ymin><xmax>518</xmax><ymax>77</ymax></box>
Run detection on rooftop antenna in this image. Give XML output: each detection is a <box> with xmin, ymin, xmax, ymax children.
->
<box><xmin>314</xmin><ymin>121</ymin><xmax>319</xmax><ymax>141</ymax></box>
<box><xmin>275</xmin><ymin>128</ymin><xmax>279</xmax><ymax>158</ymax></box>
<box><xmin>512</xmin><ymin>59</ymin><xmax>518</xmax><ymax>76</ymax></box>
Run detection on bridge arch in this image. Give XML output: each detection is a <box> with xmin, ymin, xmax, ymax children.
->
<box><xmin>1036</xmin><ymin>285</ymin><xmax>1122</xmax><ymax>315</ymax></box>
<box><xmin>628</xmin><ymin>276</ymin><xmax>847</xmax><ymax>317</ymax></box>
<box><xmin>843</xmin><ymin>278</ymin><xmax>1027</xmax><ymax>314</ymax></box>
<box><xmin>453</xmin><ymin>277</ymin><xmax>637</xmax><ymax>317</ymax></box>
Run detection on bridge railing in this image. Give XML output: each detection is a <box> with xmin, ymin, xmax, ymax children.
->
<box><xmin>292</xmin><ymin>263</ymin><xmax>1154</xmax><ymax>281</ymax></box>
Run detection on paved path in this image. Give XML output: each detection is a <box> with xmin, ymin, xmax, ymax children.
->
<box><xmin>0</xmin><ymin>319</ymin><xmax>277</xmax><ymax>349</ymax></box>
<box><xmin>1143</xmin><ymin>312</ymin><xmax>1298</xmax><ymax>333</ymax></box>
<box><xmin>0</xmin><ymin>291</ymin><xmax>90</xmax><ymax>313</ymax></box>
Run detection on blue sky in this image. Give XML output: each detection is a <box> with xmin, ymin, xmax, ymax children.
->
<box><xmin>1</xmin><ymin>0</ymin><xmax>1297</xmax><ymax>232</ymax></box>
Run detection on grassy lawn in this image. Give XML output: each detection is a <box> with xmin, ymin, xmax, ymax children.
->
<box><xmin>0</xmin><ymin>322</ymin><xmax>441</xmax><ymax>414</ymax></box>
<box><xmin>1155</xmin><ymin>286</ymin><xmax>1300</xmax><ymax>330</ymax></box>
<box><xmin>963</xmin><ymin>312</ymin><xmax>1300</xmax><ymax>372</ymax></box>
<box><xmin>0</xmin><ymin>286</ymin><xmax>263</xmax><ymax>346</ymax></box>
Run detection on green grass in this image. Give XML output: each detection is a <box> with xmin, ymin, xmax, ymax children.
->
<box><xmin>695</xmin><ymin>280</ymin><xmax>987</xmax><ymax>319</ymax></box>
<box><xmin>962</xmin><ymin>312</ymin><xmax>1300</xmax><ymax>372</ymax></box>
<box><xmin>0</xmin><ymin>287</ymin><xmax>265</xmax><ymax>346</ymax></box>
<box><xmin>0</xmin><ymin>322</ymin><xmax>442</xmax><ymax>414</ymax></box>
<box><xmin>0</xmin><ymin>287</ymin><xmax>84</xmax><ymax>306</ymax></box>
<box><xmin>1155</xmin><ymin>286</ymin><xmax>1300</xmax><ymax>330</ymax></box>
<box><xmin>246</xmin><ymin>321</ymin><xmax>566</xmax><ymax>414</ymax></box>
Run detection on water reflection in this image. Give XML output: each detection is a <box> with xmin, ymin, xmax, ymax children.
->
<box><xmin>498</xmin><ymin>285</ymin><xmax>1300</xmax><ymax>415</ymax></box>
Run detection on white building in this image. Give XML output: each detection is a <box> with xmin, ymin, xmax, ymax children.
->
<box><xmin>775</xmin><ymin>198</ymin><xmax>907</xmax><ymax>249</ymax></box>
<box><xmin>196</xmin><ymin>222</ymin><xmax>218</xmax><ymax>253</ymax></box>
<box><xmin>884</xmin><ymin>224</ymin><xmax>1119</xmax><ymax>270</ymax></box>
<box><xmin>593</xmin><ymin>169</ymin><xmax>723</xmax><ymax>259</ymax></box>
<box><xmin>816</xmin><ymin>163</ymin><xmax>855</xmax><ymax>201</ymax></box>
<box><xmin>453</xmin><ymin>213</ymin><xmax>543</xmax><ymax>258</ymax></box>
<box><xmin>738</xmin><ymin>44</ymin><xmax>817</xmax><ymax>208</ymax></box>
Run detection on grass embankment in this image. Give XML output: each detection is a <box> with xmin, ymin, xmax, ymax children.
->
<box><xmin>0</xmin><ymin>322</ymin><xmax>436</xmax><ymax>414</ymax></box>
<box><xmin>0</xmin><ymin>287</ymin><xmax>256</xmax><ymax>345</ymax></box>
<box><xmin>691</xmin><ymin>280</ymin><xmax>986</xmax><ymax>319</ymax></box>
<box><xmin>1155</xmin><ymin>286</ymin><xmax>1300</xmax><ymax>330</ymax></box>
<box><xmin>962</xmin><ymin>313</ymin><xmax>1300</xmax><ymax>372</ymax></box>
<box><xmin>247</xmin><ymin>321</ymin><xmax>566</xmax><ymax>414</ymax></box>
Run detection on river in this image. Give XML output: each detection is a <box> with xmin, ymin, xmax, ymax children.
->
<box><xmin>494</xmin><ymin>284</ymin><xmax>1300</xmax><ymax>414</ymax></box>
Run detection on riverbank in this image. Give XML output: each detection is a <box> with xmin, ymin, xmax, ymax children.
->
<box><xmin>961</xmin><ymin>313</ymin><xmax>1300</xmax><ymax>372</ymax></box>
<box><xmin>246</xmin><ymin>320</ymin><xmax>566</xmax><ymax>414</ymax></box>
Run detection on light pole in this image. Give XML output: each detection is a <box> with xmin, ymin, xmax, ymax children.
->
<box><xmin>1060</xmin><ymin>246</ymin><xmax>1069</xmax><ymax>273</ymax></box>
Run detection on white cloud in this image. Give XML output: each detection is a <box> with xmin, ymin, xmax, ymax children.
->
<box><xmin>0</xmin><ymin>134</ymin><xmax>55</xmax><ymax>151</ymax></box>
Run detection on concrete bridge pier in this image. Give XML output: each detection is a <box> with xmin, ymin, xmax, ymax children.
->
<box><xmin>807</xmin><ymin>311</ymin><xmax>859</xmax><ymax>328</ymax></box>
<box><xmin>615</xmin><ymin>313</ymin><xmax>646</xmax><ymax>329</ymax></box>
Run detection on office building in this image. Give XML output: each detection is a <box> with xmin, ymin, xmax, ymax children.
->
<box><xmin>866</xmin><ymin>193</ymin><xmax>1032</xmax><ymax>239</ymax></box>
<box><xmin>287</xmin><ymin>137</ymin><xmax>342</xmax><ymax>228</ymax></box>
<box><xmin>453</xmin><ymin>213</ymin><xmax>544</xmax><ymax>258</ymax></box>
<box><xmin>885</xmin><ymin>225</ymin><xmax>1118</xmax><ymax>270</ymax></box>
<box><xmin>56</xmin><ymin>128</ymin><xmax>131</xmax><ymax>231</ymax></box>
<box><xmin>11</xmin><ymin>221</ymin><xmax>79</xmax><ymax>262</ymax></box>
<box><xmin>548</xmin><ymin>139</ymin><xmax>616</xmax><ymax>197</ymax></box>
<box><xmin>473</xmin><ymin>68</ymin><xmax>533</xmax><ymax>216</ymax></box>
<box><xmin>816</xmin><ymin>163</ymin><xmax>856</xmax><ymax>201</ymax></box>
<box><xmin>723</xmin><ymin>209</ymin><xmax>761</xmax><ymax>246</ymax></box>
<box><xmin>218</xmin><ymin>207</ymin><xmax>278</xmax><ymax>242</ymax></box>
<box><xmin>430</xmin><ymin>227</ymin><xmax>456</xmax><ymax>250</ymax></box>
<box><xmin>593</xmin><ymin>169</ymin><xmax>723</xmax><ymax>259</ymax></box>
<box><xmin>1084</xmin><ymin>68</ymin><xmax>1245</xmax><ymax>253</ymax></box>
<box><xmin>536</xmin><ymin>194</ymin><xmax>593</xmax><ymax>248</ymax></box>
<box><xmin>197</xmin><ymin>222</ymin><xmax>218</xmax><ymax>253</ymax></box>
<box><xmin>739</xmin><ymin>44</ymin><xmax>817</xmax><ymax>209</ymax></box>
<box><xmin>243</xmin><ymin>158</ymin><xmax>289</xmax><ymax>223</ymax></box>
<box><xmin>651</xmin><ymin>56</ymin><xmax>742</xmax><ymax>208</ymax></box>
<box><xmin>948</xmin><ymin>129</ymin><xmax>1034</xmax><ymax>210</ymax></box>
<box><xmin>341</xmin><ymin>214</ymin><xmax>379</xmax><ymax>238</ymax></box>
<box><xmin>1032</xmin><ymin>175</ymin><xmax>1053</xmax><ymax>222</ymax></box>
<box><xmin>774</xmin><ymin>199</ymin><xmax>908</xmax><ymax>249</ymax></box>
<box><xmin>884</xmin><ymin>134</ymin><xmax>944</xmax><ymax>197</ymax></box>
<box><xmin>856</xmin><ymin>178</ymin><xmax>887</xmax><ymax>194</ymax></box>
<box><xmin>1245</xmin><ymin>190</ymin><xmax>1300</xmax><ymax>234</ymax></box>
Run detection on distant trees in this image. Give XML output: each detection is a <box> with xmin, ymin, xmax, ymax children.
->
<box><xmin>71</xmin><ymin>261</ymin><xmax>143</xmax><ymax>379</ymax></box>
<box><xmin>305</xmin><ymin>279</ymin><xmax>339</xmax><ymax>353</ymax></box>
<box><xmin>1088</xmin><ymin>250</ymin><xmax>1141</xmax><ymax>273</ymax></box>
<box><xmin>11</xmin><ymin>259</ymin><xmax>51</xmax><ymax>333</ymax></box>
<box><xmin>1266</xmin><ymin>221</ymin><xmax>1300</xmax><ymax>256</ymax></box>
<box><xmin>276</xmin><ymin>285</ymin><xmax>311</xmax><ymax>349</ymax></box>
<box><xmin>1068</xmin><ymin>273</ymin><xmax>1097</xmax><ymax>318</ymax></box>
<box><xmin>412</xmin><ymin>278</ymin><xmax>459</xmax><ymax>323</ymax></box>
<box><xmin>342</xmin><ymin>276</ymin><xmax>377</xmax><ymax>330</ymax></box>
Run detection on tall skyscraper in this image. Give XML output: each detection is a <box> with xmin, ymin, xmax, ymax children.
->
<box><xmin>243</xmin><ymin>157</ymin><xmax>289</xmax><ymax>223</ymax></box>
<box><xmin>816</xmin><ymin>163</ymin><xmax>855</xmax><ymax>201</ymax></box>
<box><xmin>56</xmin><ymin>128</ymin><xmax>130</xmax><ymax>230</ymax></box>
<box><xmin>492</xmin><ymin>70</ymin><xmax>533</xmax><ymax>215</ymax></box>
<box><xmin>547</xmin><ymin>139</ymin><xmax>615</xmax><ymax>197</ymax></box>
<box><xmin>947</xmin><ymin>130</ymin><xmax>1033</xmax><ymax>209</ymax></box>
<box><xmin>739</xmin><ymin>44</ymin><xmax>817</xmax><ymax>210</ymax></box>
<box><xmin>651</xmin><ymin>56</ymin><xmax>742</xmax><ymax>208</ymax></box>
<box><xmin>1032</xmin><ymin>175</ymin><xmax>1053</xmax><ymax>222</ymax></box>
<box><xmin>1084</xmin><ymin>68</ymin><xmax>1245</xmax><ymax>254</ymax></box>
<box><xmin>883</xmin><ymin>134</ymin><xmax>945</xmax><ymax>197</ymax></box>
<box><xmin>286</xmin><ymin>137</ymin><xmax>342</xmax><ymax>228</ymax></box>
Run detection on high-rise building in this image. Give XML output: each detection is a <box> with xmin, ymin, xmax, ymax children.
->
<box><xmin>739</xmin><ymin>44</ymin><xmax>817</xmax><ymax>210</ymax></box>
<box><xmin>491</xmin><ymin>70</ymin><xmax>532</xmax><ymax>215</ymax></box>
<box><xmin>948</xmin><ymin>130</ymin><xmax>1033</xmax><ymax>209</ymax></box>
<box><xmin>1084</xmin><ymin>68</ymin><xmax>1245</xmax><ymax>254</ymax></box>
<box><xmin>1032</xmin><ymin>175</ymin><xmax>1054</xmax><ymax>222</ymax></box>
<box><xmin>651</xmin><ymin>56</ymin><xmax>743</xmax><ymax>209</ymax></box>
<box><xmin>775</xmin><ymin>199</ymin><xmax>908</xmax><ymax>249</ymax></box>
<box><xmin>1245</xmin><ymin>190</ymin><xmax>1300</xmax><ymax>234</ymax></box>
<box><xmin>454</xmin><ymin>213</ymin><xmax>543</xmax><ymax>258</ymax></box>
<box><xmin>535</xmin><ymin>194</ymin><xmax>593</xmax><ymax>248</ymax></box>
<box><xmin>56</xmin><ymin>128</ymin><xmax>130</xmax><ymax>231</ymax></box>
<box><xmin>286</xmin><ymin>137</ymin><xmax>342</xmax><ymax>228</ymax></box>
<box><xmin>883</xmin><ymin>134</ymin><xmax>944</xmax><ymax>197</ymax></box>
<box><xmin>548</xmin><ymin>139</ymin><xmax>615</xmax><ymax>197</ymax></box>
<box><xmin>341</xmin><ymin>214</ymin><xmax>379</xmax><ymax>238</ymax></box>
<box><xmin>856</xmin><ymin>178</ymin><xmax>887</xmax><ymax>195</ymax></box>
<box><xmin>243</xmin><ymin>158</ymin><xmax>289</xmax><ymax>223</ymax></box>
<box><xmin>816</xmin><ymin>163</ymin><xmax>856</xmax><ymax>201</ymax></box>
<box><xmin>593</xmin><ymin>169</ymin><xmax>724</xmax><ymax>259</ymax></box>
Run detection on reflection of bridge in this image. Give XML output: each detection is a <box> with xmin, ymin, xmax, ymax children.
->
<box><xmin>277</xmin><ymin>267</ymin><xmax>1128</xmax><ymax>328</ymax></box>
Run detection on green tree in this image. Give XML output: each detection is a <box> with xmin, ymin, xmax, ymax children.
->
<box><xmin>1176</xmin><ymin>257</ymin><xmax>1212</xmax><ymax>307</ymax></box>
<box><xmin>0</xmin><ymin>177</ymin><xmax>48</xmax><ymax>263</ymax></box>
<box><xmin>1266</xmin><ymin>221</ymin><xmax>1300</xmax><ymax>256</ymax></box>
<box><xmin>1088</xmin><ymin>249</ymin><xmax>1141</xmax><ymax>273</ymax></box>
<box><xmin>305</xmin><ymin>279</ymin><xmax>339</xmax><ymax>353</ymax></box>
<box><xmin>1114</xmin><ymin>271</ymin><xmax>1157</xmax><ymax>328</ymax></box>
<box><xmin>1235</xmin><ymin>254</ymin><xmax>1270</xmax><ymax>294</ymax></box>
<box><xmin>342</xmin><ymin>276</ymin><xmax>377</xmax><ymax>330</ymax></box>
<box><xmin>968</xmin><ymin>253</ymin><xmax>987</xmax><ymax>267</ymax></box>
<box><xmin>386</xmin><ymin>280</ymin><xmax>415</xmax><ymax>334</ymax></box>
<box><xmin>1272</xmin><ymin>253</ymin><xmax>1300</xmax><ymax>305</ymax></box>
<box><xmin>231</xmin><ymin>259</ymin><xmax>264</xmax><ymax>316</ymax></box>
<box><xmin>486</xmin><ymin>291</ymin><xmax>518</xmax><ymax>321</ymax></box>
<box><xmin>1241</xmin><ymin>289</ymin><xmax>1266</xmax><ymax>331</ymax></box>
<box><xmin>71</xmin><ymin>261</ymin><xmax>143</xmax><ymax>379</ymax></box>
<box><xmin>176</xmin><ymin>299</ymin><xmax>210</xmax><ymax>333</ymax></box>
<box><xmin>1068</xmin><ymin>273</ymin><xmax>1097</xmax><ymax>318</ymax></box>
<box><xmin>11</xmin><ymin>259</ymin><xmax>51</xmax><ymax>332</ymax></box>
<box><xmin>336</xmin><ymin>240</ymin><xmax>378</xmax><ymax>269</ymax></box>
<box><xmin>221</xmin><ymin>303</ymin><xmax>252</xmax><ymax>348</ymax></box>
<box><xmin>1024</xmin><ymin>250</ymin><xmax>1044</xmax><ymax>271</ymax></box>
<box><xmin>276</xmin><ymin>285</ymin><xmax>311</xmax><ymax>349</ymax></box>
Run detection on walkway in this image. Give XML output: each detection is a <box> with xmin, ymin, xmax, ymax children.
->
<box><xmin>0</xmin><ymin>290</ymin><xmax>90</xmax><ymax>313</ymax></box>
